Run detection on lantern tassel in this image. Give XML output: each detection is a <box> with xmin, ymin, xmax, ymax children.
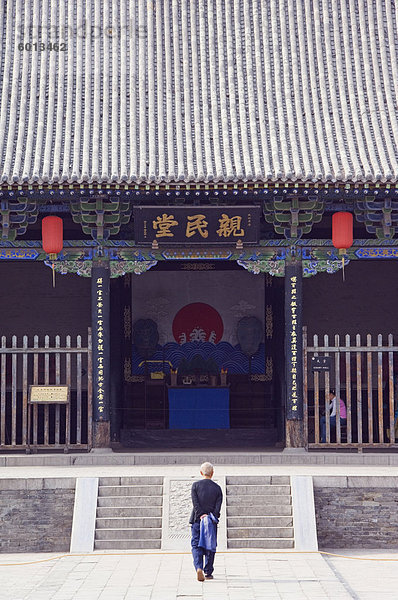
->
<box><xmin>49</xmin><ymin>253</ymin><xmax>57</xmax><ymax>288</ymax></box>
<box><xmin>339</xmin><ymin>248</ymin><xmax>345</xmax><ymax>282</ymax></box>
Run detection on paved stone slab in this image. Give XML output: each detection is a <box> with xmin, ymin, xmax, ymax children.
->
<box><xmin>0</xmin><ymin>550</ymin><xmax>396</xmax><ymax>599</ymax></box>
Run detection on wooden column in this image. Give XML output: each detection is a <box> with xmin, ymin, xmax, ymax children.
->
<box><xmin>91</xmin><ymin>257</ymin><xmax>111</xmax><ymax>448</ymax></box>
<box><xmin>284</xmin><ymin>254</ymin><xmax>305</xmax><ymax>448</ymax></box>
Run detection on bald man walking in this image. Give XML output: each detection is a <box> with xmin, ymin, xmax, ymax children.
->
<box><xmin>189</xmin><ymin>462</ymin><xmax>223</xmax><ymax>582</ymax></box>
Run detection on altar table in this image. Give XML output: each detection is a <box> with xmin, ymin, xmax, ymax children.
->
<box><xmin>168</xmin><ymin>386</ymin><xmax>230</xmax><ymax>429</ymax></box>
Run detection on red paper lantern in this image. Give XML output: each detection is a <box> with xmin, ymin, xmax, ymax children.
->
<box><xmin>332</xmin><ymin>212</ymin><xmax>353</xmax><ymax>251</ymax></box>
<box><xmin>42</xmin><ymin>216</ymin><xmax>63</xmax><ymax>257</ymax></box>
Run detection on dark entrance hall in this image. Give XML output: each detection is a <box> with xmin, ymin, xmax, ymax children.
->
<box><xmin>110</xmin><ymin>262</ymin><xmax>285</xmax><ymax>450</ymax></box>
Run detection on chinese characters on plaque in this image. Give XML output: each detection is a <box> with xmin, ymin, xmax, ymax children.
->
<box><xmin>311</xmin><ymin>356</ymin><xmax>332</xmax><ymax>371</ymax></box>
<box><xmin>29</xmin><ymin>385</ymin><xmax>69</xmax><ymax>404</ymax></box>
<box><xmin>134</xmin><ymin>206</ymin><xmax>260</xmax><ymax>244</ymax></box>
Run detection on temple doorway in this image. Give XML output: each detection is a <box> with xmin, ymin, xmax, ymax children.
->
<box><xmin>114</xmin><ymin>261</ymin><xmax>285</xmax><ymax>449</ymax></box>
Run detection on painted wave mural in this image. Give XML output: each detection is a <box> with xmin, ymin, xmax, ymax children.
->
<box><xmin>132</xmin><ymin>341</ymin><xmax>265</xmax><ymax>374</ymax></box>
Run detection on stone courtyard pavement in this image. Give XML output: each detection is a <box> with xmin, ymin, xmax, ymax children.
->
<box><xmin>0</xmin><ymin>549</ymin><xmax>397</xmax><ymax>600</ymax></box>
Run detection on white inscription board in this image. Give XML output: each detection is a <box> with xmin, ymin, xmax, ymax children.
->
<box><xmin>29</xmin><ymin>385</ymin><xmax>69</xmax><ymax>404</ymax></box>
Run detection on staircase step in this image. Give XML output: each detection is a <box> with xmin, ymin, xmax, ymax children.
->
<box><xmin>94</xmin><ymin>539</ymin><xmax>161</xmax><ymax>550</ymax></box>
<box><xmin>228</xmin><ymin>527</ymin><xmax>294</xmax><ymax>539</ymax></box>
<box><xmin>96</xmin><ymin>517</ymin><xmax>162</xmax><ymax>529</ymax></box>
<box><xmin>227</xmin><ymin>485</ymin><xmax>290</xmax><ymax>496</ymax></box>
<box><xmin>227</xmin><ymin>505</ymin><xmax>292</xmax><ymax>517</ymax></box>
<box><xmin>98</xmin><ymin>485</ymin><xmax>163</xmax><ymax>497</ymax></box>
<box><xmin>99</xmin><ymin>476</ymin><xmax>163</xmax><ymax>486</ymax></box>
<box><xmin>227</xmin><ymin>538</ymin><xmax>294</xmax><ymax>549</ymax></box>
<box><xmin>226</xmin><ymin>494</ymin><xmax>291</xmax><ymax>506</ymax></box>
<box><xmin>97</xmin><ymin>506</ymin><xmax>162</xmax><ymax>518</ymax></box>
<box><xmin>94</xmin><ymin>476</ymin><xmax>164</xmax><ymax>553</ymax></box>
<box><xmin>97</xmin><ymin>495</ymin><xmax>162</xmax><ymax>507</ymax></box>
<box><xmin>227</xmin><ymin>516</ymin><xmax>293</xmax><ymax>528</ymax></box>
<box><xmin>225</xmin><ymin>475</ymin><xmax>294</xmax><ymax>550</ymax></box>
<box><xmin>95</xmin><ymin>528</ymin><xmax>162</xmax><ymax>541</ymax></box>
<box><xmin>226</xmin><ymin>476</ymin><xmax>290</xmax><ymax>485</ymax></box>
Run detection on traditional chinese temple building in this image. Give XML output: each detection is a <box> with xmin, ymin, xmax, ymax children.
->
<box><xmin>0</xmin><ymin>0</ymin><xmax>398</xmax><ymax>453</ymax></box>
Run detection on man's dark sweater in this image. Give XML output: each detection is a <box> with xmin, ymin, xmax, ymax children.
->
<box><xmin>189</xmin><ymin>478</ymin><xmax>223</xmax><ymax>524</ymax></box>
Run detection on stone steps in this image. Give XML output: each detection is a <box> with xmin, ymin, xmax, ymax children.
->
<box><xmin>97</xmin><ymin>506</ymin><xmax>162</xmax><ymax>518</ymax></box>
<box><xmin>228</xmin><ymin>526</ymin><xmax>294</xmax><ymax>539</ymax></box>
<box><xmin>226</xmin><ymin>494</ymin><xmax>292</xmax><ymax>505</ymax></box>
<box><xmin>95</xmin><ymin>539</ymin><xmax>161</xmax><ymax>550</ymax></box>
<box><xmin>94</xmin><ymin>477</ymin><xmax>163</xmax><ymax>550</ymax></box>
<box><xmin>226</xmin><ymin>476</ymin><xmax>294</xmax><ymax>549</ymax></box>
<box><xmin>96</xmin><ymin>517</ymin><xmax>162</xmax><ymax>529</ymax></box>
<box><xmin>227</xmin><ymin>476</ymin><xmax>290</xmax><ymax>485</ymax></box>
<box><xmin>227</xmin><ymin>504</ymin><xmax>292</xmax><ymax>516</ymax></box>
<box><xmin>97</xmin><ymin>477</ymin><xmax>162</xmax><ymax>485</ymax></box>
<box><xmin>228</xmin><ymin>538</ymin><xmax>294</xmax><ymax>549</ymax></box>
<box><xmin>96</xmin><ymin>528</ymin><xmax>162</xmax><ymax>540</ymax></box>
<box><xmin>98</xmin><ymin>485</ymin><xmax>163</xmax><ymax>496</ymax></box>
<box><xmin>97</xmin><ymin>495</ymin><xmax>162</xmax><ymax>508</ymax></box>
<box><xmin>227</xmin><ymin>484</ymin><xmax>291</xmax><ymax>495</ymax></box>
<box><xmin>227</xmin><ymin>516</ymin><xmax>293</xmax><ymax>528</ymax></box>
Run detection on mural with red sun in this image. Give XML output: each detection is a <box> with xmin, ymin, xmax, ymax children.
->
<box><xmin>172</xmin><ymin>303</ymin><xmax>224</xmax><ymax>344</ymax></box>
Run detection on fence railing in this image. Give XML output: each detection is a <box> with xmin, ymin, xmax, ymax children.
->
<box><xmin>303</xmin><ymin>327</ymin><xmax>397</xmax><ymax>449</ymax></box>
<box><xmin>0</xmin><ymin>330</ymin><xmax>92</xmax><ymax>451</ymax></box>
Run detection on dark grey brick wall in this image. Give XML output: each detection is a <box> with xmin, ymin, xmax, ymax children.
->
<box><xmin>0</xmin><ymin>262</ymin><xmax>90</xmax><ymax>339</ymax></box>
<box><xmin>314</xmin><ymin>482</ymin><xmax>398</xmax><ymax>549</ymax></box>
<box><xmin>303</xmin><ymin>261</ymin><xmax>398</xmax><ymax>339</ymax></box>
<box><xmin>0</xmin><ymin>479</ymin><xmax>75</xmax><ymax>553</ymax></box>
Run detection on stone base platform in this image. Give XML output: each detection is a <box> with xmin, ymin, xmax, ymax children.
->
<box><xmin>2</xmin><ymin>449</ymin><xmax>398</xmax><ymax>467</ymax></box>
<box><xmin>120</xmin><ymin>427</ymin><xmax>279</xmax><ymax>448</ymax></box>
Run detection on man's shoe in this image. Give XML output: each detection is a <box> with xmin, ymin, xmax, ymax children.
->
<box><xmin>196</xmin><ymin>568</ymin><xmax>205</xmax><ymax>582</ymax></box>
<box><xmin>205</xmin><ymin>574</ymin><xmax>214</xmax><ymax>580</ymax></box>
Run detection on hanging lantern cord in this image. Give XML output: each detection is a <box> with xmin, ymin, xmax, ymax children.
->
<box><xmin>339</xmin><ymin>248</ymin><xmax>346</xmax><ymax>281</ymax></box>
<box><xmin>49</xmin><ymin>253</ymin><xmax>57</xmax><ymax>288</ymax></box>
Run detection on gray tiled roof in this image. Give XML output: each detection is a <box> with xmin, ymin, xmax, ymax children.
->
<box><xmin>1</xmin><ymin>0</ymin><xmax>398</xmax><ymax>186</ymax></box>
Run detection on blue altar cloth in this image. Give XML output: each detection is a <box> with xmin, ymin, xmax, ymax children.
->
<box><xmin>168</xmin><ymin>387</ymin><xmax>230</xmax><ymax>429</ymax></box>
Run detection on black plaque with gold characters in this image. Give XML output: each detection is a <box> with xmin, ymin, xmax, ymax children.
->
<box><xmin>134</xmin><ymin>206</ymin><xmax>260</xmax><ymax>245</ymax></box>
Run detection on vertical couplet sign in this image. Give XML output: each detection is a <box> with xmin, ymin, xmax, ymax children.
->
<box><xmin>285</xmin><ymin>263</ymin><xmax>303</xmax><ymax>420</ymax></box>
<box><xmin>92</xmin><ymin>264</ymin><xmax>110</xmax><ymax>422</ymax></box>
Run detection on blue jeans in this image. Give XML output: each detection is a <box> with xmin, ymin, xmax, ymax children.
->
<box><xmin>191</xmin><ymin>522</ymin><xmax>216</xmax><ymax>576</ymax></box>
<box><xmin>320</xmin><ymin>416</ymin><xmax>346</xmax><ymax>443</ymax></box>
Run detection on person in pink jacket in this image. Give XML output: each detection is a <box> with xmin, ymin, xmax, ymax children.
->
<box><xmin>320</xmin><ymin>389</ymin><xmax>347</xmax><ymax>443</ymax></box>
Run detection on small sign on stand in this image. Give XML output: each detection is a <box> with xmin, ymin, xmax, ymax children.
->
<box><xmin>27</xmin><ymin>385</ymin><xmax>70</xmax><ymax>453</ymax></box>
<box><xmin>29</xmin><ymin>385</ymin><xmax>70</xmax><ymax>404</ymax></box>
